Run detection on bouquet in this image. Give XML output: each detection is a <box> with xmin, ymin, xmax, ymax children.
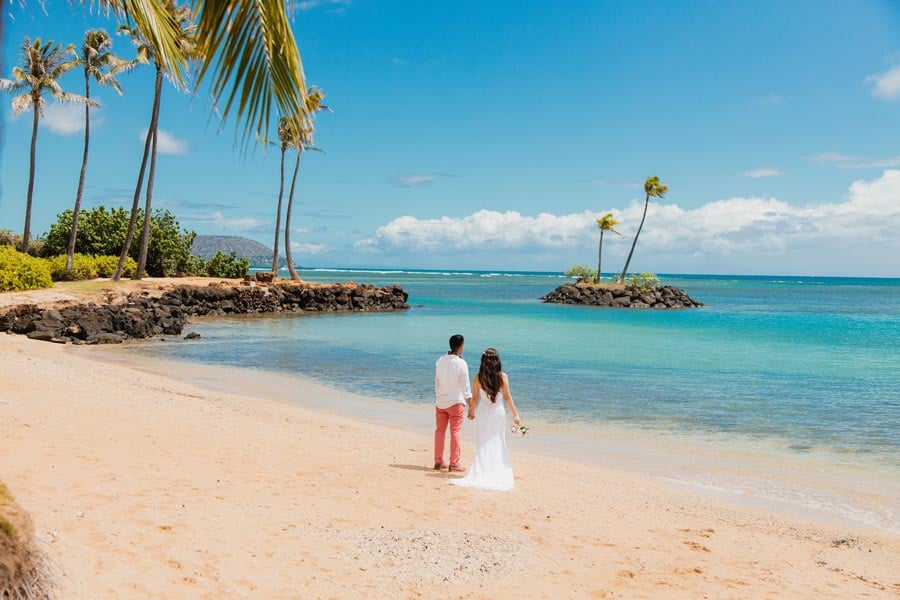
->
<box><xmin>510</xmin><ymin>423</ymin><xmax>530</xmax><ymax>437</ymax></box>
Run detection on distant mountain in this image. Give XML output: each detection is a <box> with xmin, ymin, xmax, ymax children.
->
<box><xmin>192</xmin><ymin>235</ymin><xmax>278</xmax><ymax>267</ymax></box>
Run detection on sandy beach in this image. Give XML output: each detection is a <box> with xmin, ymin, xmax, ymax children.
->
<box><xmin>1</xmin><ymin>334</ymin><xmax>898</xmax><ymax>599</ymax></box>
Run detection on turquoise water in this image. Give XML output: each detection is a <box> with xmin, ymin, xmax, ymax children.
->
<box><xmin>123</xmin><ymin>269</ymin><xmax>900</xmax><ymax>529</ymax></box>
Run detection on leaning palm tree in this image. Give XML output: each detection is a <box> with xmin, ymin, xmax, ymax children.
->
<box><xmin>66</xmin><ymin>29</ymin><xmax>134</xmax><ymax>274</ymax></box>
<box><xmin>595</xmin><ymin>212</ymin><xmax>621</xmax><ymax>283</ymax></box>
<box><xmin>112</xmin><ymin>1</ymin><xmax>194</xmax><ymax>281</ymax></box>
<box><xmin>619</xmin><ymin>176</ymin><xmax>668</xmax><ymax>284</ymax></box>
<box><xmin>91</xmin><ymin>0</ymin><xmax>309</xmax><ymax>149</ymax></box>
<box><xmin>268</xmin><ymin>117</ymin><xmax>294</xmax><ymax>276</ymax></box>
<box><xmin>0</xmin><ymin>38</ymin><xmax>88</xmax><ymax>254</ymax></box>
<box><xmin>283</xmin><ymin>86</ymin><xmax>328</xmax><ymax>281</ymax></box>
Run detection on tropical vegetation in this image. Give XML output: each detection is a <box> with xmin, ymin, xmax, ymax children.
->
<box><xmin>0</xmin><ymin>38</ymin><xmax>89</xmax><ymax>254</ymax></box>
<box><xmin>67</xmin><ymin>29</ymin><xmax>133</xmax><ymax>275</ymax></box>
<box><xmin>2</xmin><ymin>0</ymin><xmax>314</xmax><ymax>283</ymax></box>
<box><xmin>595</xmin><ymin>212</ymin><xmax>621</xmax><ymax>283</ymax></box>
<box><xmin>564</xmin><ymin>265</ymin><xmax>598</xmax><ymax>282</ymax></box>
<box><xmin>279</xmin><ymin>86</ymin><xmax>329</xmax><ymax>281</ymax></box>
<box><xmin>0</xmin><ymin>246</ymin><xmax>53</xmax><ymax>292</ymax></box>
<box><xmin>619</xmin><ymin>176</ymin><xmax>668</xmax><ymax>283</ymax></box>
<box><xmin>627</xmin><ymin>272</ymin><xmax>660</xmax><ymax>292</ymax></box>
<box><xmin>45</xmin><ymin>206</ymin><xmax>196</xmax><ymax>277</ymax></box>
<box><xmin>113</xmin><ymin>0</ymin><xmax>195</xmax><ymax>281</ymax></box>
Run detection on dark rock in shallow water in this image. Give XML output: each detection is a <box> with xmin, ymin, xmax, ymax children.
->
<box><xmin>184</xmin><ymin>332</ymin><xmax>201</xmax><ymax>340</ymax></box>
<box><xmin>0</xmin><ymin>281</ymin><xmax>411</xmax><ymax>344</ymax></box>
<box><xmin>542</xmin><ymin>283</ymin><xmax>703</xmax><ymax>309</ymax></box>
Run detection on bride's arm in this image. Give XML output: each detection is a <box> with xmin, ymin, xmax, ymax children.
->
<box><xmin>468</xmin><ymin>376</ymin><xmax>481</xmax><ymax>420</ymax></box>
<box><xmin>501</xmin><ymin>373</ymin><xmax>520</xmax><ymax>425</ymax></box>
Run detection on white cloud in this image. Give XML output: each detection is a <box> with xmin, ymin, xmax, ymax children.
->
<box><xmin>809</xmin><ymin>152</ymin><xmax>900</xmax><ymax>169</ymax></box>
<box><xmin>186</xmin><ymin>211</ymin><xmax>265</xmax><ymax>231</ymax></box>
<box><xmin>290</xmin><ymin>241</ymin><xmax>327</xmax><ymax>255</ymax></box>
<box><xmin>809</xmin><ymin>152</ymin><xmax>859</xmax><ymax>164</ymax></box>
<box><xmin>866</xmin><ymin>66</ymin><xmax>900</xmax><ymax>101</ymax></box>
<box><xmin>41</xmin><ymin>103</ymin><xmax>94</xmax><ymax>135</ymax></box>
<box><xmin>392</xmin><ymin>173</ymin><xmax>457</xmax><ymax>187</ymax></box>
<box><xmin>357</xmin><ymin>171</ymin><xmax>900</xmax><ymax>263</ymax></box>
<box><xmin>742</xmin><ymin>168</ymin><xmax>785</xmax><ymax>179</ymax></box>
<box><xmin>140</xmin><ymin>128</ymin><xmax>189</xmax><ymax>155</ymax></box>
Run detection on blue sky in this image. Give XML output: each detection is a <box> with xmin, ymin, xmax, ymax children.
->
<box><xmin>2</xmin><ymin>0</ymin><xmax>899</xmax><ymax>276</ymax></box>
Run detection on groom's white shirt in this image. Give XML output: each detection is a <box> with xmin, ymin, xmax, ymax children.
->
<box><xmin>435</xmin><ymin>353</ymin><xmax>472</xmax><ymax>409</ymax></box>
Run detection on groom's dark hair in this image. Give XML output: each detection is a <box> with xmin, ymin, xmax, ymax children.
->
<box><xmin>449</xmin><ymin>334</ymin><xmax>464</xmax><ymax>353</ymax></box>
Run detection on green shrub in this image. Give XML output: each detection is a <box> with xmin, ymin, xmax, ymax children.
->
<box><xmin>93</xmin><ymin>255</ymin><xmax>136</xmax><ymax>278</ymax></box>
<box><xmin>45</xmin><ymin>254</ymin><xmax>98</xmax><ymax>281</ymax></box>
<box><xmin>628</xmin><ymin>272</ymin><xmax>660</xmax><ymax>292</ymax></box>
<box><xmin>43</xmin><ymin>206</ymin><xmax>197</xmax><ymax>276</ymax></box>
<box><xmin>0</xmin><ymin>246</ymin><xmax>53</xmax><ymax>292</ymax></box>
<box><xmin>203</xmin><ymin>251</ymin><xmax>250</xmax><ymax>278</ymax></box>
<box><xmin>0</xmin><ymin>229</ymin><xmax>46</xmax><ymax>257</ymax></box>
<box><xmin>564</xmin><ymin>264</ymin><xmax>598</xmax><ymax>282</ymax></box>
<box><xmin>44</xmin><ymin>254</ymin><xmax>137</xmax><ymax>281</ymax></box>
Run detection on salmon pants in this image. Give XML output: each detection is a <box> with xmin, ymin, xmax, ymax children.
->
<box><xmin>434</xmin><ymin>404</ymin><xmax>465</xmax><ymax>468</ymax></box>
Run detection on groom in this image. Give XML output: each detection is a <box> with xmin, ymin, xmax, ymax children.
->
<box><xmin>434</xmin><ymin>334</ymin><xmax>472</xmax><ymax>472</ymax></box>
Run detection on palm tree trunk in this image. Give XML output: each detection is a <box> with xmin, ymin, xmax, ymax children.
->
<box><xmin>113</xmin><ymin>67</ymin><xmax>162</xmax><ymax>281</ymax></box>
<box><xmin>597</xmin><ymin>229</ymin><xmax>604</xmax><ymax>283</ymax></box>
<box><xmin>67</xmin><ymin>71</ymin><xmax>92</xmax><ymax>273</ymax></box>
<box><xmin>22</xmin><ymin>99</ymin><xmax>39</xmax><ymax>254</ymax></box>
<box><xmin>619</xmin><ymin>193</ymin><xmax>650</xmax><ymax>284</ymax></box>
<box><xmin>135</xmin><ymin>66</ymin><xmax>163</xmax><ymax>280</ymax></box>
<box><xmin>271</xmin><ymin>148</ymin><xmax>286</xmax><ymax>275</ymax></box>
<box><xmin>284</xmin><ymin>149</ymin><xmax>303</xmax><ymax>282</ymax></box>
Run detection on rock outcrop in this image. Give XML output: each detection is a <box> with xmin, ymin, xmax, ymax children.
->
<box><xmin>541</xmin><ymin>283</ymin><xmax>703</xmax><ymax>309</ymax></box>
<box><xmin>0</xmin><ymin>282</ymin><xmax>410</xmax><ymax>344</ymax></box>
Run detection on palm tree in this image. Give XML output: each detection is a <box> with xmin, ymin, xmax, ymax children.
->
<box><xmin>619</xmin><ymin>176</ymin><xmax>668</xmax><ymax>284</ymax></box>
<box><xmin>595</xmin><ymin>212</ymin><xmax>621</xmax><ymax>283</ymax></box>
<box><xmin>66</xmin><ymin>29</ymin><xmax>133</xmax><ymax>274</ymax></box>
<box><xmin>0</xmin><ymin>38</ymin><xmax>88</xmax><ymax>253</ymax></box>
<box><xmin>91</xmin><ymin>0</ymin><xmax>309</xmax><ymax>148</ymax></box>
<box><xmin>112</xmin><ymin>1</ymin><xmax>194</xmax><ymax>281</ymax></box>
<box><xmin>269</xmin><ymin>117</ymin><xmax>293</xmax><ymax>276</ymax></box>
<box><xmin>283</xmin><ymin>87</ymin><xmax>328</xmax><ymax>282</ymax></box>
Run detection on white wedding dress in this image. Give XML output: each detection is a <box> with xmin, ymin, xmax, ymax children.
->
<box><xmin>449</xmin><ymin>389</ymin><xmax>514</xmax><ymax>491</ymax></box>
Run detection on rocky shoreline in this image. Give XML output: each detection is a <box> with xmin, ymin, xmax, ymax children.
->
<box><xmin>542</xmin><ymin>282</ymin><xmax>703</xmax><ymax>308</ymax></box>
<box><xmin>0</xmin><ymin>281</ymin><xmax>410</xmax><ymax>344</ymax></box>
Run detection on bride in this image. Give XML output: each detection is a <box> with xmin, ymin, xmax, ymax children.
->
<box><xmin>449</xmin><ymin>348</ymin><xmax>521</xmax><ymax>491</ymax></box>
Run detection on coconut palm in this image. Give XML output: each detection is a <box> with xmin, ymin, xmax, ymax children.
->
<box><xmin>112</xmin><ymin>1</ymin><xmax>194</xmax><ymax>281</ymax></box>
<box><xmin>91</xmin><ymin>0</ymin><xmax>309</xmax><ymax>148</ymax></box>
<box><xmin>66</xmin><ymin>29</ymin><xmax>134</xmax><ymax>274</ymax></box>
<box><xmin>1</xmin><ymin>38</ymin><xmax>89</xmax><ymax>253</ymax></box>
<box><xmin>595</xmin><ymin>212</ymin><xmax>621</xmax><ymax>283</ymax></box>
<box><xmin>619</xmin><ymin>176</ymin><xmax>668</xmax><ymax>284</ymax></box>
<box><xmin>282</xmin><ymin>86</ymin><xmax>328</xmax><ymax>281</ymax></box>
<box><xmin>267</xmin><ymin>117</ymin><xmax>294</xmax><ymax>276</ymax></box>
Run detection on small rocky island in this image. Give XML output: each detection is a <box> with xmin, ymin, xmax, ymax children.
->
<box><xmin>0</xmin><ymin>279</ymin><xmax>410</xmax><ymax>344</ymax></box>
<box><xmin>542</xmin><ymin>281</ymin><xmax>703</xmax><ymax>309</ymax></box>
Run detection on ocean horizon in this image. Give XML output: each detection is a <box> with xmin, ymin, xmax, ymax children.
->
<box><xmin>112</xmin><ymin>269</ymin><xmax>899</xmax><ymax>532</ymax></box>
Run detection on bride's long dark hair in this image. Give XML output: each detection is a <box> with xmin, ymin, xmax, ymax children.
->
<box><xmin>477</xmin><ymin>348</ymin><xmax>503</xmax><ymax>403</ymax></box>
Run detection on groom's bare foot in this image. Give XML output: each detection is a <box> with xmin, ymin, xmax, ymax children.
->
<box><xmin>448</xmin><ymin>466</ymin><xmax>466</xmax><ymax>473</ymax></box>
<box><xmin>434</xmin><ymin>463</ymin><xmax>445</xmax><ymax>470</ymax></box>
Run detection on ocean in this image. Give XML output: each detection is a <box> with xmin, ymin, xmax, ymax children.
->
<box><xmin>113</xmin><ymin>270</ymin><xmax>900</xmax><ymax>532</ymax></box>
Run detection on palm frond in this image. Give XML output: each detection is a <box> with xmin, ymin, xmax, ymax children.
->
<box><xmin>194</xmin><ymin>0</ymin><xmax>308</xmax><ymax>148</ymax></box>
<box><xmin>118</xmin><ymin>0</ymin><xmax>189</xmax><ymax>85</ymax></box>
<box><xmin>0</xmin><ymin>78</ymin><xmax>25</xmax><ymax>93</ymax></box>
<box><xmin>11</xmin><ymin>93</ymin><xmax>35</xmax><ymax>114</ymax></box>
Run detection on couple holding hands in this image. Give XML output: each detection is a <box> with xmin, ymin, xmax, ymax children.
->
<box><xmin>434</xmin><ymin>334</ymin><xmax>522</xmax><ymax>492</ymax></box>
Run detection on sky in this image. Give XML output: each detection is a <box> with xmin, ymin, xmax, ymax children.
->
<box><xmin>1</xmin><ymin>0</ymin><xmax>899</xmax><ymax>276</ymax></box>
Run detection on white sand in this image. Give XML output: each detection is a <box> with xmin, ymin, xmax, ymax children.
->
<box><xmin>1</xmin><ymin>334</ymin><xmax>898</xmax><ymax>599</ymax></box>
